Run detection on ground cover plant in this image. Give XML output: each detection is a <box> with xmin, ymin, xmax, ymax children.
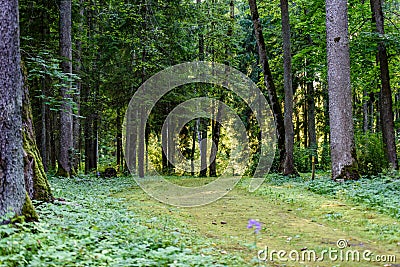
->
<box><xmin>2</xmin><ymin>174</ymin><xmax>398</xmax><ymax>266</ymax></box>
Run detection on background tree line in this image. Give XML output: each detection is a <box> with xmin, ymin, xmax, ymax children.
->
<box><xmin>21</xmin><ymin>0</ymin><xmax>400</xmax><ymax>179</ymax></box>
<box><xmin>1</xmin><ymin>0</ymin><xmax>400</xmax><ymax>220</ymax></box>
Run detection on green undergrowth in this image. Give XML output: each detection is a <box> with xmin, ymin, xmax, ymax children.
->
<box><xmin>257</xmin><ymin>173</ymin><xmax>400</xmax><ymax>220</ymax></box>
<box><xmin>0</xmin><ymin>175</ymin><xmax>245</xmax><ymax>267</ymax></box>
<box><xmin>1</xmin><ymin>173</ymin><xmax>399</xmax><ymax>267</ymax></box>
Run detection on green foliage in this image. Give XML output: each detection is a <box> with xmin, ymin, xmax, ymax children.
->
<box><xmin>293</xmin><ymin>143</ymin><xmax>311</xmax><ymax>172</ymax></box>
<box><xmin>260</xmin><ymin>173</ymin><xmax>400</xmax><ymax>221</ymax></box>
<box><xmin>0</xmin><ymin>175</ymin><xmax>244</xmax><ymax>266</ymax></box>
<box><xmin>355</xmin><ymin>132</ymin><xmax>389</xmax><ymax>175</ymax></box>
<box><xmin>306</xmin><ymin>176</ymin><xmax>400</xmax><ymax>219</ymax></box>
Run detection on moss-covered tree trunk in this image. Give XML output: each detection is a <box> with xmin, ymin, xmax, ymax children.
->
<box><xmin>22</xmin><ymin>67</ymin><xmax>53</xmax><ymax>203</ymax></box>
<box><xmin>0</xmin><ymin>0</ymin><xmax>38</xmax><ymax>223</ymax></box>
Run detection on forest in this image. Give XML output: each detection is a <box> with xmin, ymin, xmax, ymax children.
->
<box><xmin>0</xmin><ymin>0</ymin><xmax>400</xmax><ymax>266</ymax></box>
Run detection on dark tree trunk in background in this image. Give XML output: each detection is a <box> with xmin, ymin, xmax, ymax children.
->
<box><xmin>57</xmin><ymin>0</ymin><xmax>74</xmax><ymax>177</ymax></box>
<box><xmin>0</xmin><ymin>0</ymin><xmax>37</xmax><ymax>222</ymax></box>
<box><xmin>248</xmin><ymin>0</ymin><xmax>286</xmax><ymax>171</ymax></box>
<box><xmin>307</xmin><ymin>80</ymin><xmax>318</xmax><ymax>164</ymax></box>
<box><xmin>72</xmin><ymin>0</ymin><xmax>84</xmax><ymax>172</ymax></box>
<box><xmin>303</xmin><ymin>96</ymin><xmax>308</xmax><ymax>148</ymax></box>
<box><xmin>137</xmin><ymin>40</ymin><xmax>147</xmax><ymax>177</ymax></box>
<box><xmin>22</xmin><ymin>67</ymin><xmax>53</xmax><ymax>202</ymax></box>
<box><xmin>326</xmin><ymin>0</ymin><xmax>359</xmax><ymax>180</ymax></box>
<box><xmin>40</xmin><ymin>81</ymin><xmax>47</xmax><ymax>172</ymax></box>
<box><xmin>370</xmin><ymin>0</ymin><xmax>398</xmax><ymax>169</ymax></box>
<box><xmin>209</xmin><ymin>0</ymin><xmax>234</xmax><ymax>177</ymax></box>
<box><xmin>116</xmin><ymin>109</ymin><xmax>123</xmax><ymax>167</ymax></box>
<box><xmin>198</xmin><ymin>118</ymin><xmax>208</xmax><ymax>177</ymax></box>
<box><xmin>190</xmin><ymin>122</ymin><xmax>196</xmax><ymax>176</ymax></box>
<box><xmin>362</xmin><ymin>88</ymin><xmax>369</xmax><ymax>133</ymax></box>
<box><xmin>280</xmin><ymin>0</ymin><xmax>297</xmax><ymax>176</ymax></box>
<box><xmin>209</xmin><ymin>105</ymin><xmax>222</xmax><ymax>177</ymax></box>
<box><xmin>197</xmin><ymin>0</ymin><xmax>208</xmax><ymax>177</ymax></box>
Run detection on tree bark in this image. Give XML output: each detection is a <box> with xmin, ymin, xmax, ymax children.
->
<box><xmin>370</xmin><ymin>0</ymin><xmax>398</xmax><ymax>169</ymax></box>
<box><xmin>57</xmin><ymin>0</ymin><xmax>74</xmax><ymax>177</ymax></box>
<box><xmin>0</xmin><ymin>0</ymin><xmax>37</xmax><ymax>222</ymax></box>
<box><xmin>72</xmin><ymin>0</ymin><xmax>84</xmax><ymax>172</ymax></box>
<box><xmin>22</xmin><ymin>67</ymin><xmax>53</xmax><ymax>202</ymax></box>
<box><xmin>248</xmin><ymin>0</ymin><xmax>286</xmax><ymax>171</ymax></box>
<box><xmin>362</xmin><ymin>88</ymin><xmax>369</xmax><ymax>133</ymax></box>
<box><xmin>280</xmin><ymin>0</ymin><xmax>297</xmax><ymax>176</ymax></box>
<box><xmin>307</xmin><ymin>80</ymin><xmax>318</xmax><ymax>163</ymax></box>
<box><xmin>209</xmin><ymin>104</ymin><xmax>222</xmax><ymax>177</ymax></box>
<box><xmin>326</xmin><ymin>0</ymin><xmax>359</xmax><ymax>180</ymax></box>
<box><xmin>116</xmin><ymin>108</ymin><xmax>123</xmax><ymax>167</ymax></box>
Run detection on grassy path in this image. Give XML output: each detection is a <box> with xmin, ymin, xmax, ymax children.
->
<box><xmin>116</xmin><ymin>177</ymin><xmax>400</xmax><ymax>267</ymax></box>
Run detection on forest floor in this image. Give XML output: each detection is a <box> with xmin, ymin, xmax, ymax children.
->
<box><xmin>1</xmin><ymin>174</ymin><xmax>400</xmax><ymax>266</ymax></box>
<box><xmin>115</xmin><ymin>175</ymin><xmax>400</xmax><ymax>267</ymax></box>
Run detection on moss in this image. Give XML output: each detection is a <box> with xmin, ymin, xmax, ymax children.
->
<box><xmin>21</xmin><ymin>192</ymin><xmax>38</xmax><ymax>222</ymax></box>
<box><xmin>23</xmin><ymin>131</ymin><xmax>53</xmax><ymax>201</ymax></box>
<box><xmin>335</xmin><ymin>146</ymin><xmax>360</xmax><ymax>181</ymax></box>
<box><xmin>56</xmin><ymin>165</ymin><xmax>70</xmax><ymax>178</ymax></box>
<box><xmin>21</xmin><ymin>62</ymin><xmax>53</xmax><ymax>202</ymax></box>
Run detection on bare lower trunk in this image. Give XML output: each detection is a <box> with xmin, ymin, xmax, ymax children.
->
<box><xmin>370</xmin><ymin>0</ymin><xmax>398</xmax><ymax>169</ymax></box>
<box><xmin>209</xmin><ymin>105</ymin><xmax>222</xmax><ymax>177</ymax></box>
<box><xmin>57</xmin><ymin>0</ymin><xmax>74</xmax><ymax>177</ymax></box>
<box><xmin>362</xmin><ymin>88</ymin><xmax>369</xmax><ymax>133</ymax></box>
<box><xmin>307</xmin><ymin>81</ymin><xmax>318</xmax><ymax>164</ymax></box>
<box><xmin>280</xmin><ymin>0</ymin><xmax>296</xmax><ymax>176</ymax></box>
<box><xmin>248</xmin><ymin>0</ymin><xmax>286</xmax><ymax>171</ymax></box>
<box><xmin>116</xmin><ymin>109</ymin><xmax>123</xmax><ymax>167</ymax></box>
<box><xmin>326</xmin><ymin>0</ymin><xmax>359</xmax><ymax>180</ymax></box>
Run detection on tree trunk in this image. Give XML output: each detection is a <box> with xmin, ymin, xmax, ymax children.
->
<box><xmin>57</xmin><ymin>0</ymin><xmax>74</xmax><ymax>177</ymax></box>
<box><xmin>370</xmin><ymin>0</ymin><xmax>398</xmax><ymax>169</ymax></box>
<box><xmin>190</xmin><ymin>122</ymin><xmax>196</xmax><ymax>176</ymax></box>
<box><xmin>40</xmin><ymin>80</ymin><xmax>47</xmax><ymax>172</ymax></box>
<box><xmin>362</xmin><ymin>88</ymin><xmax>369</xmax><ymax>133</ymax></box>
<box><xmin>22</xmin><ymin>67</ymin><xmax>53</xmax><ymax>202</ymax></box>
<box><xmin>280</xmin><ymin>0</ymin><xmax>297</xmax><ymax>176</ymax></box>
<box><xmin>209</xmin><ymin>104</ymin><xmax>222</xmax><ymax>177</ymax></box>
<box><xmin>72</xmin><ymin>0</ymin><xmax>84</xmax><ymax>172</ymax></box>
<box><xmin>303</xmin><ymin>94</ymin><xmax>308</xmax><ymax>148</ymax></box>
<box><xmin>307</xmin><ymin>80</ymin><xmax>318</xmax><ymax>164</ymax></box>
<box><xmin>116</xmin><ymin>108</ymin><xmax>123</xmax><ymax>167</ymax></box>
<box><xmin>0</xmin><ymin>0</ymin><xmax>37</xmax><ymax>222</ymax></box>
<box><xmin>326</xmin><ymin>0</ymin><xmax>359</xmax><ymax>180</ymax></box>
<box><xmin>248</xmin><ymin>0</ymin><xmax>286</xmax><ymax>171</ymax></box>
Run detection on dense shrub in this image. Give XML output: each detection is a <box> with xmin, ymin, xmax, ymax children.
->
<box><xmin>355</xmin><ymin>132</ymin><xmax>388</xmax><ymax>175</ymax></box>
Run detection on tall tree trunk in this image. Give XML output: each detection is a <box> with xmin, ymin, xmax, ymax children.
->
<box><xmin>303</xmin><ymin>94</ymin><xmax>308</xmax><ymax>148</ymax></box>
<box><xmin>190</xmin><ymin>122</ymin><xmax>196</xmax><ymax>176</ymax></box>
<box><xmin>248</xmin><ymin>0</ymin><xmax>286</xmax><ymax>171</ymax></box>
<box><xmin>72</xmin><ymin>0</ymin><xmax>84</xmax><ymax>172</ymax></box>
<box><xmin>209</xmin><ymin>0</ymin><xmax>234</xmax><ymax>177</ymax></box>
<box><xmin>280</xmin><ymin>0</ymin><xmax>296</xmax><ymax>175</ymax></box>
<box><xmin>307</xmin><ymin>80</ymin><xmax>318</xmax><ymax>164</ymax></box>
<box><xmin>49</xmin><ymin>110</ymin><xmax>57</xmax><ymax>170</ymax></box>
<box><xmin>116</xmin><ymin>108</ymin><xmax>123</xmax><ymax>167</ymax></box>
<box><xmin>362</xmin><ymin>88</ymin><xmax>369</xmax><ymax>133</ymax></box>
<box><xmin>0</xmin><ymin>0</ymin><xmax>37</xmax><ymax>222</ymax></box>
<box><xmin>22</xmin><ymin>66</ymin><xmax>53</xmax><ymax>202</ymax></box>
<box><xmin>40</xmin><ymin>79</ymin><xmax>48</xmax><ymax>172</ymax></box>
<box><xmin>209</xmin><ymin>103</ymin><xmax>222</xmax><ymax>177</ymax></box>
<box><xmin>370</xmin><ymin>0</ymin><xmax>398</xmax><ymax>169</ymax></box>
<box><xmin>326</xmin><ymin>0</ymin><xmax>359</xmax><ymax>180</ymax></box>
<box><xmin>57</xmin><ymin>0</ymin><xmax>74</xmax><ymax>177</ymax></box>
<box><xmin>197</xmin><ymin>0</ymin><xmax>208</xmax><ymax>177</ymax></box>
